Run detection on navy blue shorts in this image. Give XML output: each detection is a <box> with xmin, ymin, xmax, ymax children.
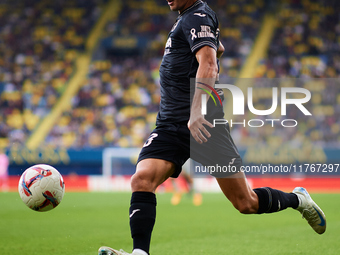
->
<box><xmin>137</xmin><ymin>122</ymin><xmax>242</xmax><ymax>178</ymax></box>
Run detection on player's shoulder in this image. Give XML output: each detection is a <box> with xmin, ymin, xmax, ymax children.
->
<box><xmin>181</xmin><ymin>1</ymin><xmax>218</xmax><ymax>23</ymax></box>
<box><xmin>183</xmin><ymin>2</ymin><xmax>216</xmax><ymax>18</ymax></box>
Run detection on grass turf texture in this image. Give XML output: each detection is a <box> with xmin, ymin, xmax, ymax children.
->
<box><xmin>0</xmin><ymin>192</ymin><xmax>339</xmax><ymax>255</ymax></box>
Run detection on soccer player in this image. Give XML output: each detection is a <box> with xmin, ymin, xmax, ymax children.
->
<box><xmin>170</xmin><ymin>159</ymin><xmax>202</xmax><ymax>206</ymax></box>
<box><xmin>99</xmin><ymin>0</ymin><xmax>326</xmax><ymax>254</ymax></box>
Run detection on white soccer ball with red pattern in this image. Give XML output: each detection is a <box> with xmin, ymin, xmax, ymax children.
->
<box><xmin>18</xmin><ymin>164</ymin><xmax>65</xmax><ymax>212</ymax></box>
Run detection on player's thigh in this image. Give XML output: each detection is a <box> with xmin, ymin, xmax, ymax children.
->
<box><xmin>191</xmin><ymin>123</ymin><xmax>242</xmax><ymax>178</ymax></box>
<box><xmin>131</xmin><ymin>158</ymin><xmax>176</xmax><ymax>193</ymax></box>
<box><xmin>216</xmin><ymin>172</ymin><xmax>258</xmax><ymax>214</ymax></box>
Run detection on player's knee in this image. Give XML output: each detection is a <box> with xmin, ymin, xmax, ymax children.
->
<box><xmin>236</xmin><ymin>202</ymin><xmax>255</xmax><ymax>214</ymax></box>
<box><xmin>130</xmin><ymin>171</ymin><xmax>154</xmax><ymax>192</ymax></box>
<box><xmin>234</xmin><ymin>197</ymin><xmax>258</xmax><ymax>214</ymax></box>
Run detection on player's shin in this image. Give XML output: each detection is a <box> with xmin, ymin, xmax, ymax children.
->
<box><xmin>129</xmin><ymin>192</ymin><xmax>156</xmax><ymax>254</ymax></box>
<box><xmin>253</xmin><ymin>187</ymin><xmax>299</xmax><ymax>214</ymax></box>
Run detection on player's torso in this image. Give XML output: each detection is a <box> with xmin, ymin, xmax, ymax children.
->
<box><xmin>157</xmin><ymin>1</ymin><xmax>220</xmax><ymax>124</ymax></box>
<box><xmin>160</xmin><ymin>17</ymin><xmax>196</xmax><ymax>82</ymax></box>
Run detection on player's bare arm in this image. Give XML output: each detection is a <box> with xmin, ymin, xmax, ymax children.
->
<box><xmin>217</xmin><ymin>40</ymin><xmax>224</xmax><ymax>58</ymax></box>
<box><xmin>188</xmin><ymin>45</ymin><xmax>217</xmax><ymax>144</ymax></box>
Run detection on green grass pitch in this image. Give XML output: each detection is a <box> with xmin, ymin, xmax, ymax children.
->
<box><xmin>1</xmin><ymin>192</ymin><xmax>339</xmax><ymax>255</ymax></box>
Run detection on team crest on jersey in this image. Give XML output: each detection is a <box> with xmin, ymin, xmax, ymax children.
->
<box><xmin>171</xmin><ymin>20</ymin><xmax>179</xmax><ymax>32</ymax></box>
<box><xmin>164</xmin><ymin>37</ymin><xmax>172</xmax><ymax>55</ymax></box>
<box><xmin>165</xmin><ymin>37</ymin><xmax>172</xmax><ymax>48</ymax></box>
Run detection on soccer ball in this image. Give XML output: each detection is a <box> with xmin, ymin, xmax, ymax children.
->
<box><xmin>18</xmin><ymin>164</ymin><xmax>65</xmax><ymax>212</ymax></box>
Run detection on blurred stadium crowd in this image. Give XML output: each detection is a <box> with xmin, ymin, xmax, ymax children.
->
<box><xmin>0</xmin><ymin>0</ymin><xmax>339</xmax><ymax>150</ymax></box>
<box><xmin>232</xmin><ymin>0</ymin><xmax>340</xmax><ymax>148</ymax></box>
<box><xmin>0</xmin><ymin>0</ymin><xmax>107</xmax><ymax>147</ymax></box>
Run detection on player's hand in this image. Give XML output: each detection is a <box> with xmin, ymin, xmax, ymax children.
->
<box><xmin>188</xmin><ymin>112</ymin><xmax>213</xmax><ymax>144</ymax></box>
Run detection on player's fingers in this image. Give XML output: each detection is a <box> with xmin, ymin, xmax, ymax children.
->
<box><xmin>195</xmin><ymin>135</ymin><xmax>203</xmax><ymax>144</ymax></box>
<box><xmin>203</xmin><ymin>119</ymin><xmax>214</xmax><ymax>128</ymax></box>
<box><xmin>193</xmin><ymin>132</ymin><xmax>202</xmax><ymax>144</ymax></box>
<box><xmin>200</xmin><ymin>124</ymin><xmax>211</xmax><ymax>139</ymax></box>
<box><xmin>192</xmin><ymin>128</ymin><xmax>205</xmax><ymax>144</ymax></box>
<box><xmin>196</xmin><ymin>128</ymin><xmax>208</xmax><ymax>143</ymax></box>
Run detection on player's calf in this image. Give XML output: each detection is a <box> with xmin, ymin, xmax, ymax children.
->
<box><xmin>129</xmin><ymin>192</ymin><xmax>156</xmax><ymax>254</ymax></box>
<box><xmin>253</xmin><ymin>187</ymin><xmax>299</xmax><ymax>213</ymax></box>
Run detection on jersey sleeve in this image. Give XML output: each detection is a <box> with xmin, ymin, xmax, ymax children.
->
<box><xmin>181</xmin><ymin>12</ymin><xmax>219</xmax><ymax>53</ymax></box>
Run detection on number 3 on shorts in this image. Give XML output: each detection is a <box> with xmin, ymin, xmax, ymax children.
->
<box><xmin>143</xmin><ymin>133</ymin><xmax>158</xmax><ymax>147</ymax></box>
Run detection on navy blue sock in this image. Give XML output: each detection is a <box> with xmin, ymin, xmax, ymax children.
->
<box><xmin>129</xmin><ymin>192</ymin><xmax>156</xmax><ymax>254</ymax></box>
<box><xmin>253</xmin><ymin>187</ymin><xmax>299</xmax><ymax>214</ymax></box>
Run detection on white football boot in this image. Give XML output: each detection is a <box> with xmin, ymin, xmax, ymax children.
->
<box><xmin>293</xmin><ymin>187</ymin><xmax>326</xmax><ymax>234</ymax></box>
<box><xmin>98</xmin><ymin>246</ymin><xmax>147</xmax><ymax>255</ymax></box>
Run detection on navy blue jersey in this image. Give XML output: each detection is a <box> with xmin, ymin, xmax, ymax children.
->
<box><xmin>157</xmin><ymin>0</ymin><xmax>220</xmax><ymax>125</ymax></box>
